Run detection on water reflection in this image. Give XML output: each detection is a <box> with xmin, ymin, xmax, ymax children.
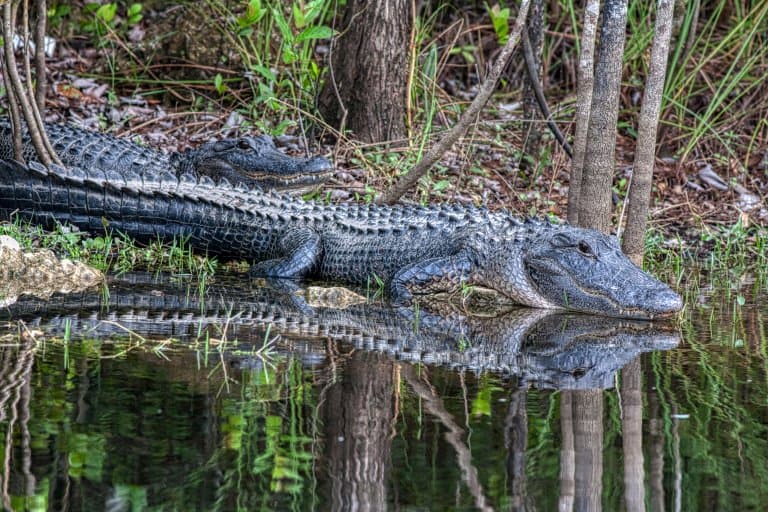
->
<box><xmin>0</xmin><ymin>273</ymin><xmax>685</xmax><ymax>510</ymax></box>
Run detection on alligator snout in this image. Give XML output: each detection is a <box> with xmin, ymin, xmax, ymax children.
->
<box><xmin>304</xmin><ymin>156</ymin><xmax>333</xmax><ymax>173</ymax></box>
<box><xmin>642</xmin><ymin>286</ymin><xmax>683</xmax><ymax>317</ymax></box>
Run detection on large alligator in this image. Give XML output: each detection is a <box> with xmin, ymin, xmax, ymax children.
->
<box><xmin>0</xmin><ymin>158</ymin><xmax>682</xmax><ymax>319</ymax></box>
<box><xmin>0</xmin><ymin>119</ymin><xmax>333</xmax><ymax>190</ymax></box>
<box><xmin>2</xmin><ymin>273</ymin><xmax>680</xmax><ymax>388</ymax></box>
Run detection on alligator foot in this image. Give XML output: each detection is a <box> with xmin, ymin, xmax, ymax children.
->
<box><xmin>389</xmin><ymin>251</ymin><xmax>473</xmax><ymax>306</ymax></box>
<box><xmin>248</xmin><ymin>227</ymin><xmax>320</xmax><ymax>278</ymax></box>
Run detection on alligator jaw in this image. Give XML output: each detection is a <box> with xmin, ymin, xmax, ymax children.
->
<box><xmin>187</xmin><ymin>136</ymin><xmax>334</xmax><ymax>190</ymax></box>
<box><xmin>521</xmin><ymin>227</ymin><xmax>683</xmax><ymax>320</ymax></box>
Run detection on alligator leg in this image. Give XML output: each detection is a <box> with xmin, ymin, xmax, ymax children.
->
<box><xmin>389</xmin><ymin>251</ymin><xmax>472</xmax><ymax>305</ymax></box>
<box><xmin>249</xmin><ymin>227</ymin><xmax>321</xmax><ymax>278</ymax></box>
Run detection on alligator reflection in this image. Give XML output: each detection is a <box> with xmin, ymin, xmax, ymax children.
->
<box><xmin>0</xmin><ymin>273</ymin><xmax>680</xmax><ymax>510</ymax></box>
<box><xmin>5</xmin><ymin>273</ymin><xmax>679</xmax><ymax>388</ymax></box>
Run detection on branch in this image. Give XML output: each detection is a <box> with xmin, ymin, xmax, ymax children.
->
<box><xmin>400</xmin><ymin>364</ymin><xmax>493</xmax><ymax>512</ymax></box>
<box><xmin>2</xmin><ymin>0</ymin><xmax>61</xmax><ymax>166</ymax></box>
<box><xmin>34</xmin><ymin>0</ymin><xmax>47</xmax><ymax>113</ymax></box>
<box><xmin>376</xmin><ymin>0</ymin><xmax>531</xmax><ymax>204</ymax></box>
<box><xmin>521</xmin><ymin>28</ymin><xmax>572</xmax><ymax>158</ymax></box>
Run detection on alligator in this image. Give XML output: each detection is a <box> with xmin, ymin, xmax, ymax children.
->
<box><xmin>0</xmin><ymin>159</ymin><xmax>682</xmax><ymax>319</ymax></box>
<box><xmin>2</xmin><ymin>272</ymin><xmax>680</xmax><ymax>387</ymax></box>
<box><xmin>0</xmin><ymin>119</ymin><xmax>333</xmax><ymax>190</ymax></box>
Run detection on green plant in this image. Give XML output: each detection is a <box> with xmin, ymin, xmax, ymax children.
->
<box><xmin>207</xmin><ymin>0</ymin><xmax>335</xmax><ymax>134</ymax></box>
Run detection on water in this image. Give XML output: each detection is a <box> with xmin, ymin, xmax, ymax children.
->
<box><xmin>0</xmin><ymin>271</ymin><xmax>764</xmax><ymax>511</ymax></box>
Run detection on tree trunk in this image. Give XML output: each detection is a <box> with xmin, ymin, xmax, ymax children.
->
<box><xmin>558</xmin><ymin>391</ymin><xmax>575</xmax><ymax>511</ymax></box>
<box><xmin>622</xmin><ymin>0</ymin><xmax>675</xmax><ymax>265</ymax></box>
<box><xmin>520</xmin><ymin>0</ymin><xmax>545</xmax><ymax>177</ymax></box>
<box><xmin>576</xmin><ymin>0</ymin><xmax>629</xmax><ymax>233</ymax></box>
<box><xmin>318</xmin><ymin>0</ymin><xmax>413</xmax><ymax>144</ymax></box>
<box><xmin>505</xmin><ymin>388</ymin><xmax>529</xmax><ymax>511</ymax></box>
<box><xmin>573</xmin><ymin>389</ymin><xmax>604</xmax><ymax>511</ymax></box>
<box><xmin>621</xmin><ymin>358</ymin><xmax>645</xmax><ymax>512</ymax></box>
<box><xmin>567</xmin><ymin>0</ymin><xmax>599</xmax><ymax>225</ymax></box>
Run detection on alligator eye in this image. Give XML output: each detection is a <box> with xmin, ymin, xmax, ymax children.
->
<box><xmin>237</xmin><ymin>139</ymin><xmax>253</xmax><ymax>150</ymax></box>
<box><xmin>577</xmin><ymin>240</ymin><xmax>594</xmax><ymax>256</ymax></box>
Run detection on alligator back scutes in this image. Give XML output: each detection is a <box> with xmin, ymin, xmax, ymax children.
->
<box><xmin>28</xmin><ymin>158</ymin><xmax>531</xmax><ymax>234</ymax></box>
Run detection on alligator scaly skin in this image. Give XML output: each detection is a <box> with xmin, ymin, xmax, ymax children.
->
<box><xmin>0</xmin><ymin>119</ymin><xmax>333</xmax><ymax>189</ymax></box>
<box><xmin>0</xmin><ymin>159</ymin><xmax>683</xmax><ymax>319</ymax></box>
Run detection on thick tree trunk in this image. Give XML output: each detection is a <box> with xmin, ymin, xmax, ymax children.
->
<box><xmin>577</xmin><ymin>0</ymin><xmax>629</xmax><ymax>233</ymax></box>
<box><xmin>318</xmin><ymin>0</ymin><xmax>413</xmax><ymax>144</ymax></box>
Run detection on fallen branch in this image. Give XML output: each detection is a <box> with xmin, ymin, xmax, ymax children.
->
<box><xmin>376</xmin><ymin>0</ymin><xmax>531</xmax><ymax>204</ymax></box>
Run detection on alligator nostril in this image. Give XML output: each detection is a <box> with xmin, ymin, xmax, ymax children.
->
<box><xmin>649</xmin><ymin>288</ymin><xmax>683</xmax><ymax>314</ymax></box>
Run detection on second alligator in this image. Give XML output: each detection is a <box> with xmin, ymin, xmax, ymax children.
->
<box><xmin>0</xmin><ymin>119</ymin><xmax>333</xmax><ymax>190</ymax></box>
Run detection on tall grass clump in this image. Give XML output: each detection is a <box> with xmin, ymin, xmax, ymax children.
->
<box><xmin>205</xmin><ymin>0</ymin><xmax>335</xmax><ymax>134</ymax></box>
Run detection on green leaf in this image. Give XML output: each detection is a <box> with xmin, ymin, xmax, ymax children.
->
<box><xmin>296</xmin><ymin>25</ymin><xmax>334</xmax><ymax>43</ymax></box>
<box><xmin>433</xmin><ymin>180</ymin><xmax>451</xmax><ymax>192</ymax></box>
<box><xmin>486</xmin><ymin>3</ymin><xmax>510</xmax><ymax>44</ymax></box>
<box><xmin>303</xmin><ymin>0</ymin><xmax>325</xmax><ymax>25</ymax></box>
<box><xmin>251</xmin><ymin>64</ymin><xmax>276</xmax><ymax>81</ymax></box>
<box><xmin>293</xmin><ymin>3</ymin><xmax>306</xmax><ymax>29</ymax></box>
<box><xmin>273</xmin><ymin>8</ymin><xmax>293</xmax><ymax>42</ymax></box>
<box><xmin>213</xmin><ymin>73</ymin><xmax>227</xmax><ymax>94</ymax></box>
<box><xmin>96</xmin><ymin>3</ymin><xmax>117</xmax><ymax>23</ymax></box>
<box><xmin>281</xmin><ymin>46</ymin><xmax>298</xmax><ymax>64</ymax></box>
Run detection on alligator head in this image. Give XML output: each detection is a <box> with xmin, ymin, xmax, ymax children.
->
<box><xmin>175</xmin><ymin>135</ymin><xmax>333</xmax><ymax>190</ymax></box>
<box><xmin>513</xmin><ymin>226</ymin><xmax>682</xmax><ymax>319</ymax></box>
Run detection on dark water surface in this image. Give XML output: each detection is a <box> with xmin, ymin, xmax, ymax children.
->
<box><xmin>0</xmin><ymin>272</ymin><xmax>764</xmax><ymax>511</ymax></box>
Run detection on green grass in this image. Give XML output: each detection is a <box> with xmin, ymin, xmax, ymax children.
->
<box><xmin>645</xmin><ymin>220</ymin><xmax>768</xmax><ymax>275</ymax></box>
<box><xmin>0</xmin><ymin>219</ymin><xmax>217</xmax><ymax>278</ymax></box>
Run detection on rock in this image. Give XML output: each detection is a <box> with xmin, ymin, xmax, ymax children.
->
<box><xmin>0</xmin><ymin>237</ymin><xmax>103</xmax><ymax>306</ymax></box>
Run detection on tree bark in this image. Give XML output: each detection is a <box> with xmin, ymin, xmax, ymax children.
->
<box><xmin>505</xmin><ymin>388</ymin><xmax>528</xmax><ymax>511</ymax></box>
<box><xmin>558</xmin><ymin>391</ymin><xmax>575</xmax><ymax>511</ymax></box>
<box><xmin>622</xmin><ymin>0</ymin><xmax>676</xmax><ymax>265</ymax></box>
<box><xmin>322</xmin><ymin>351</ymin><xmax>394</xmax><ymax>510</ymax></box>
<box><xmin>318</xmin><ymin>0</ymin><xmax>413</xmax><ymax>144</ymax></box>
<box><xmin>573</xmin><ymin>389</ymin><xmax>604</xmax><ymax>512</ymax></box>
<box><xmin>577</xmin><ymin>0</ymin><xmax>629</xmax><ymax>233</ymax></box>
<box><xmin>567</xmin><ymin>0</ymin><xmax>599</xmax><ymax>225</ymax></box>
